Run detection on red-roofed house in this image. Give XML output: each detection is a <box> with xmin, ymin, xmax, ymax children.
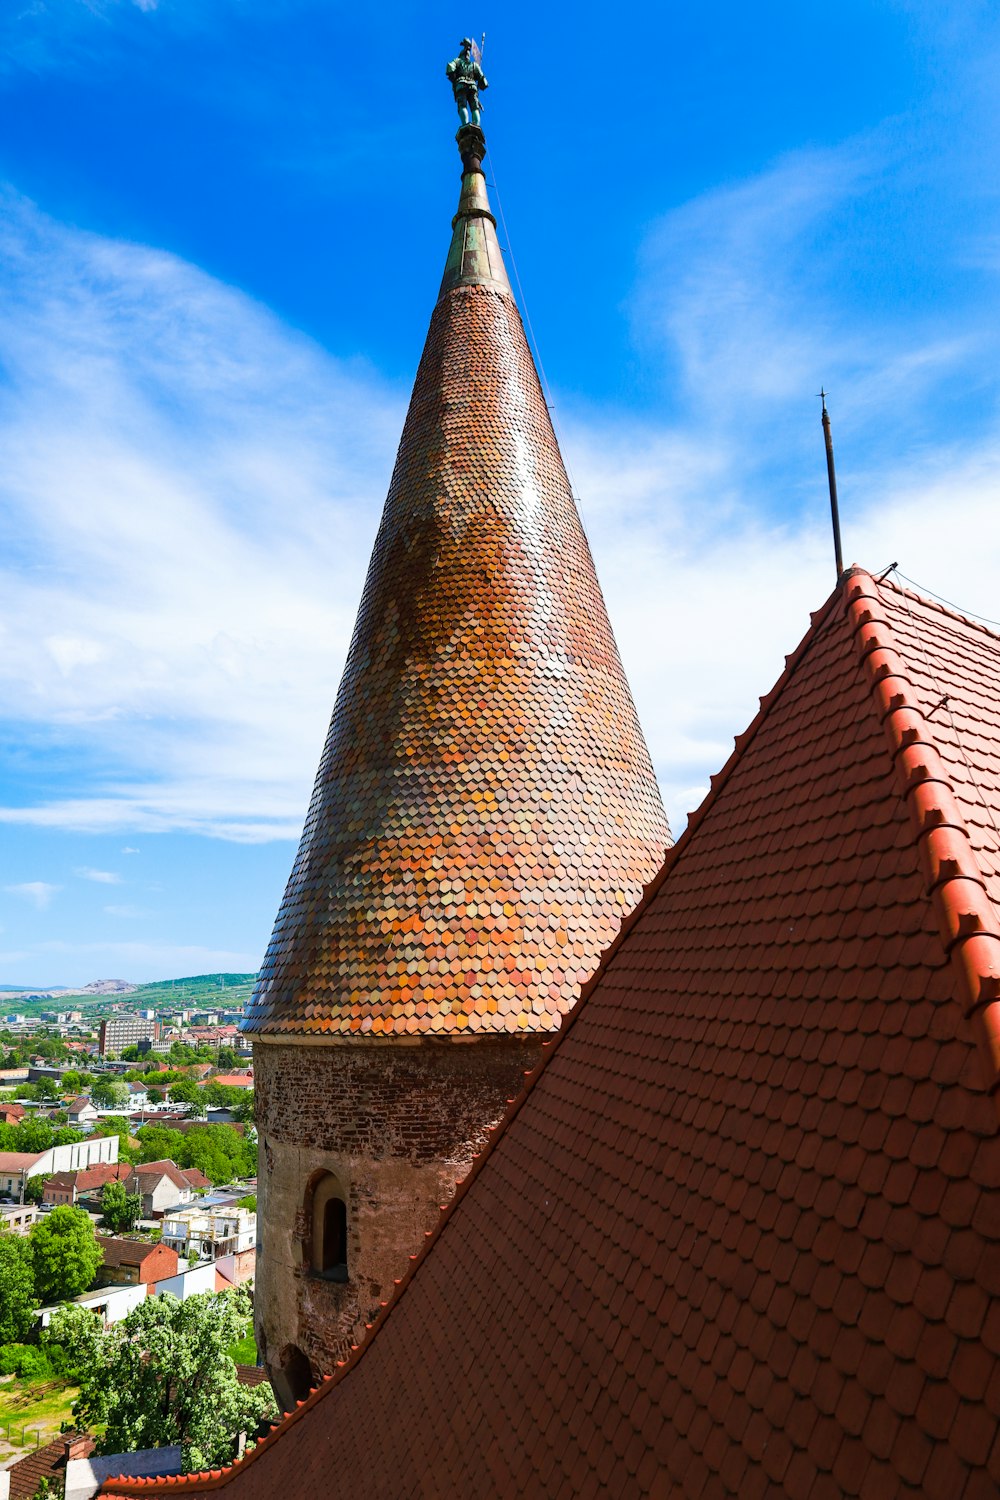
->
<box><xmin>206</xmin><ymin>1073</ymin><xmax>253</xmax><ymax>1089</ymax></box>
<box><xmin>127</xmin><ymin>1160</ymin><xmax>196</xmax><ymax>1215</ymax></box>
<box><xmin>43</xmin><ymin>1160</ymin><xmax>130</xmax><ymax>1206</ymax></box>
<box><xmin>95</xmin><ymin>1235</ymin><xmax>179</xmax><ymax>1291</ymax></box>
<box><xmin>0</xmin><ymin>1101</ymin><xmax>25</xmax><ymax>1126</ymax></box>
<box><xmin>97</xmin><ymin>568</ymin><xmax>1000</xmax><ymax>1498</ymax></box>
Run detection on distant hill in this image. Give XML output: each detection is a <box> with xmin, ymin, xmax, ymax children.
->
<box><xmin>0</xmin><ymin>972</ymin><xmax>258</xmax><ymax>1013</ymax></box>
<box><xmin>126</xmin><ymin>973</ymin><xmax>258</xmax><ymax>1009</ymax></box>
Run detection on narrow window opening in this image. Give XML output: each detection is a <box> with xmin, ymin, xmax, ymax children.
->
<box><xmin>321</xmin><ymin>1197</ymin><xmax>347</xmax><ymax>1276</ymax></box>
<box><xmin>308</xmin><ymin>1171</ymin><xmax>349</xmax><ymax>1283</ymax></box>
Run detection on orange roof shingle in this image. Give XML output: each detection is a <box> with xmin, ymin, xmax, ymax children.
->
<box><xmin>241</xmin><ymin>137</ymin><xmax>669</xmax><ymax>1041</ymax></box>
<box><xmin>99</xmin><ymin>569</ymin><xmax>1000</xmax><ymax>1498</ymax></box>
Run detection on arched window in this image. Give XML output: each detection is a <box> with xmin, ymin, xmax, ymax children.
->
<box><xmin>309</xmin><ymin>1172</ymin><xmax>348</xmax><ymax>1282</ymax></box>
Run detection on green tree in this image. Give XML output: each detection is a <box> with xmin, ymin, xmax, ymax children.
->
<box><xmin>216</xmin><ymin>1047</ymin><xmax>237</xmax><ymax>1069</ymax></box>
<box><xmin>24</xmin><ymin>1174</ymin><xmax>45</xmax><ymax>1204</ymax></box>
<box><xmin>101</xmin><ymin>1181</ymin><xmax>142</xmax><ymax>1234</ymax></box>
<box><xmin>236</xmin><ymin>1195</ymin><xmax>256</xmax><ymax>1213</ymax></box>
<box><xmin>30</xmin><ymin>1207</ymin><xmax>103</xmax><ymax>1304</ymax></box>
<box><xmin>91</xmin><ymin>1078</ymin><xmax>129</xmax><ymax>1110</ymax></box>
<box><xmin>232</xmin><ymin>1092</ymin><xmax>255</xmax><ymax>1126</ymax></box>
<box><xmin>61</xmin><ymin>1069</ymin><xmax>83</xmax><ymax>1094</ymax></box>
<box><xmin>135</xmin><ymin>1123</ymin><xmax>186</xmax><ymax>1164</ymax></box>
<box><xmin>168</xmin><ymin>1080</ymin><xmax>202</xmax><ymax>1110</ymax></box>
<box><xmin>34</xmin><ymin>1077</ymin><xmax>60</xmax><ymax>1102</ymax></box>
<box><xmin>0</xmin><ymin>1230</ymin><xmax>37</xmax><ymax>1342</ymax></box>
<box><xmin>47</xmin><ymin>1289</ymin><xmax>278</xmax><ymax>1472</ymax></box>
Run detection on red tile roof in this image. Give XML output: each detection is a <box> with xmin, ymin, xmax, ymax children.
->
<box><xmin>0</xmin><ymin>1151</ymin><xmax>41</xmax><ymax>1172</ymax></box>
<box><xmin>130</xmin><ymin>1159</ymin><xmax>189</xmax><ymax>1189</ymax></box>
<box><xmin>96</xmin><ymin>1235</ymin><xmax>168</xmax><ymax>1268</ymax></box>
<box><xmin>7</xmin><ymin>1434</ymin><xmax>93</xmax><ymax>1500</ymax></box>
<box><xmin>74</xmin><ymin>1162</ymin><xmax>131</xmax><ymax>1192</ymax></box>
<box><xmin>98</xmin><ymin>569</ymin><xmax>1000</xmax><ymax>1497</ymax></box>
<box><xmin>241</xmin><ymin>143</ymin><xmax>669</xmax><ymax>1042</ymax></box>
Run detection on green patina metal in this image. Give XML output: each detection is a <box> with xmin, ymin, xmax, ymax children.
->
<box><xmin>445</xmin><ymin>38</ymin><xmax>488</xmax><ymax>128</ymax></box>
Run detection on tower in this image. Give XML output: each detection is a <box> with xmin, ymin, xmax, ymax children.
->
<box><xmin>245</xmin><ymin>118</ymin><xmax>670</xmax><ymax>1406</ymax></box>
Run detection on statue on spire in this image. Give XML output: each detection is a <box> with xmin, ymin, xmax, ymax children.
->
<box><xmin>446</xmin><ymin>37</ymin><xmax>488</xmax><ymax>128</ymax></box>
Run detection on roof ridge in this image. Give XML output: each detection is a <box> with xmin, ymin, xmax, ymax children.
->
<box><xmin>878</xmin><ymin>570</ymin><xmax>1000</xmax><ymax>647</ymax></box>
<box><xmin>844</xmin><ymin>567</ymin><xmax>1000</xmax><ymax>1115</ymax></box>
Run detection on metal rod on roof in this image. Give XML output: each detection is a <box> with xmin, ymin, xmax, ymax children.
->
<box><xmin>818</xmin><ymin>389</ymin><xmax>844</xmax><ymax>580</ymax></box>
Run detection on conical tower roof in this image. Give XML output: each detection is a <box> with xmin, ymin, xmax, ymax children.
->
<box><xmin>243</xmin><ymin>126</ymin><xmax>670</xmax><ymax>1039</ymax></box>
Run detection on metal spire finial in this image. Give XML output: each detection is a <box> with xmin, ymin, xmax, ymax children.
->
<box><xmin>818</xmin><ymin>389</ymin><xmax>844</xmax><ymax>580</ymax></box>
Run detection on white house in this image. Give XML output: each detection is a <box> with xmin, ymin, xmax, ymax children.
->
<box><xmin>0</xmin><ymin>1134</ymin><xmax>118</xmax><ymax>1199</ymax></box>
<box><xmin>37</xmin><ymin>1279</ymin><xmax>146</xmax><ymax>1329</ymax></box>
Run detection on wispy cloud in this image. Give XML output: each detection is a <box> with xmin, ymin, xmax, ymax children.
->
<box><xmin>4</xmin><ymin>882</ymin><xmax>61</xmax><ymax>910</ymax></box>
<box><xmin>0</xmin><ymin>189</ymin><xmax>401</xmax><ymax>842</ymax></box>
<box><xmin>74</xmin><ymin>867</ymin><xmax>121</xmax><ymax>884</ymax></box>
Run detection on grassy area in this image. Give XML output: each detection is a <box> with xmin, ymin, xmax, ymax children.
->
<box><xmin>0</xmin><ymin>1374</ymin><xmax>78</xmax><ymax>1447</ymax></box>
<box><xmin>227</xmin><ymin>1324</ymin><xmax>258</xmax><ymax>1365</ymax></box>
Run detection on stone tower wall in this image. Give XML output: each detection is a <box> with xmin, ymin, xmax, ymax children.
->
<box><xmin>254</xmin><ymin>1034</ymin><xmax>541</xmax><ymax>1397</ymax></box>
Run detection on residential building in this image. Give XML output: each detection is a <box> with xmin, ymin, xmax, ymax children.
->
<box><xmin>161</xmin><ymin>1205</ymin><xmax>255</xmax><ymax>1262</ymax></box>
<box><xmin>153</xmin><ymin>1261</ymin><xmax>217</xmax><ymax>1301</ymax></box>
<box><xmin>216</xmin><ymin>1247</ymin><xmax>256</xmax><ymax>1286</ymax></box>
<box><xmin>94</xmin><ymin>1235</ymin><xmax>179</xmax><ymax>1290</ymax></box>
<box><xmin>128</xmin><ymin>1160</ymin><xmax>196</xmax><ymax>1216</ymax></box>
<box><xmin>37</xmin><ymin>1281</ymin><xmax>147</xmax><ymax>1329</ymax></box>
<box><xmin>67</xmin><ymin>1095</ymin><xmax>98</xmax><ymax>1126</ymax></box>
<box><xmin>98</xmin><ymin>1015</ymin><xmax>159</xmax><ymax>1057</ymax></box>
<box><xmin>0</xmin><ymin>1101</ymin><xmax>25</xmax><ymax>1125</ymax></box>
<box><xmin>0</xmin><ymin>1133</ymin><xmax>117</xmax><ymax>1199</ymax></box>
<box><xmin>43</xmin><ymin>1161</ymin><xmax>130</xmax><ymax>1206</ymax></box>
<box><xmin>0</xmin><ymin>1203</ymin><xmax>40</xmax><ymax>1234</ymax></box>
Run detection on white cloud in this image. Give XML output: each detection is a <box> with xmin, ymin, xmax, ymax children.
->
<box><xmin>0</xmin><ymin>189</ymin><xmax>401</xmax><ymax>843</ymax></box>
<box><xmin>4</xmin><ymin>882</ymin><xmax>61</xmax><ymax>910</ymax></box>
<box><xmin>74</xmin><ymin>867</ymin><xmax>122</xmax><ymax>884</ymax></box>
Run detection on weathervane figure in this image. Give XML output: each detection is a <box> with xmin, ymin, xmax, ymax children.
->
<box><xmin>446</xmin><ymin>37</ymin><xmax>488</xmax><ymax>127</ymax></box>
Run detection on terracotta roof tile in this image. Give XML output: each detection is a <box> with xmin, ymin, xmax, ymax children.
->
<box><xmin>99</xmin><ymin>568</ymin><xmax>1000</xmax><ymax>1498</ymax></box>
<box><xmin>241</xmin><ymin>140</ymin><xmax>668</xmax><ymax>1040</ymax></box>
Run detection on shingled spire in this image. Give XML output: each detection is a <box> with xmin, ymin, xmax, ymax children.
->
<box><xmin>246</xmin><ymin>107</ymin><xmax>669</xmax><ymax>1394</ymax></box>
<box><xmin>244</xmin><ymin>128</ymin><xmax>669</xmax><ymax>1043</ymax></box>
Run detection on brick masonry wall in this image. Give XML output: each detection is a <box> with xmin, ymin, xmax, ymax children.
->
<box><xmin>254</xmin><ymin>1034</ymin><xmax>541</xmax><ymax>1393</ymax></box>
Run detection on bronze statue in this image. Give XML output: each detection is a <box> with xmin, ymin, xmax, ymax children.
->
<box><xmin>446</xmin><ymin>38</ymin><xmax>488</xmax><ymax>128</ymax></box>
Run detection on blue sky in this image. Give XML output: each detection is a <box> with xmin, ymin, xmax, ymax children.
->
<box><xmin>3</xmin><ymin>1</ymin><xmax>1000</xmax><ymax>986</ymax></box>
